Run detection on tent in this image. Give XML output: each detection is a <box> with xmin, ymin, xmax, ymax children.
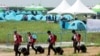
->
<box><xmin>0</xmin><ymin>12</ymin><xmax>6</xmax><ymax>22</ymax></box>
<box><xmin>92</xmin><ymin>4</ymin><xmax>100</xmax><ymax>13</ymax></box>
<box><xmin>47</xmin><ymin>0</ymin><xmax>71</xmax><ymax>14</ymax></box>
<box><xmin>34</xmin><ymin>5</ymin><xmax>47</xmax><ymax>11</ymax></box>
<box><xmin>67</xmin><ymin>20</ymin><xmax>86</xmax><ymax>30</ymax></box>
<box><xmin>0</xmin><ymin>8</ymin><xmax>3</xmax><ymax>12</ymax></box>
<box><xmin>63</xmin><ymin>14</ymin><xmax>74</xmax><ymax>20</ymax></box>
<box><xmin>24</xmin><ymin>5</ymin><xmax>36</xmax><ymax>11</ymax></box>
<box><xmin>63</xmin><ymin>0</ymin><xmax>96</xmax><ymax>14</ymax></box>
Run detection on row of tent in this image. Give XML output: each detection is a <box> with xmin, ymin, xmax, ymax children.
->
<box><xmin>47</xmin><ymin>0</ymin><xmax>100</xmax><ymax>14</ymax></box>
<box><xmin>0</xmin><ymin>10</ymin><xmax>74</xmax><ymax>21</ymax></box>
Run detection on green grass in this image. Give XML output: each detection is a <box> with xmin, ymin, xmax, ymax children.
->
<box><xmin>0</xmin><ymin>21</ymin><xmax>61</xmax><ymax>43</ymax></box>
<box><xmin>0</xmin><ymin>21</ymin><xmax>100</xmax><ymax>45</ymax></box>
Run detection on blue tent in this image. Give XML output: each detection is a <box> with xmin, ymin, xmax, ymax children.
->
<box><xmin>68</xmin><ymin>20</ymin><xmax>86</xmax><ymax>30</ymax></box>
<box><xmin>27</xmin><ymin>14</ymin><xmax>34</xmax><ymax>20</ymax></box>
<box><xmin>0</xmin><ymin>12</ymin><xmax>6</xmax><ymax>22</ymax></box>
<box><xmin>5</xmin><ymin>14</ymin><xmax>15</xmax><ymax>20</ymax></box>
<box><xmin>59</xmin><ymin>20</ymin><xmax>70</xmax><ymax>29</ymax></box>
<box><xmin>14</xmin><ymin>14</ymin><xmax>23</xmax><ymax>21</ymax></box>
<box><xmin>35</xmin><ymin>15</ymin><xmax>43</xmax><ymax>20</ymax></box>
<box><xmin>41</xmin><ymin>15</ymin><xmax>46</xmax><ymax>21</ymax></box>
<box><xmin>63</xmin><ymin>15</ymin><xmax>73</xmax><ymax>20</ymax></box>
<box><xmin>0</xmin><ymin>12</ymin><xmax>5</xmax><ymax>19</ymax></box>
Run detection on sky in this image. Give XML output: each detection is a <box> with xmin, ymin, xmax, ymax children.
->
<box><xmin>0</xmin><ymin>0</ymin><xmax>100</xmax><ymax>7</ymax></box>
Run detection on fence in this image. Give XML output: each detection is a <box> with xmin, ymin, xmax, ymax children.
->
<box><xmin>6</xmin><ymin>30</ymin><xmax>87</xmax><ymax>45</ymax></box>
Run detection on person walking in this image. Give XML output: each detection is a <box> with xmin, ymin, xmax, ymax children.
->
<box><xmin>71</xmin><ymin>30</ymin><xmax>81</xmax><ymax>53</ymax></box>
<box><xmin>27</xmin><ymin>32</ymin><xmax>37</xmax><ymax>54</ymax></box>
<box><xmin>47</xmin><ymin>30</ymin><xmax>57</xmax><ymax>56</ymax></box>
<box><xmin>14</xmin><ymin>31</ymin><xmax>23</xmax><ymax>56</ymax></box>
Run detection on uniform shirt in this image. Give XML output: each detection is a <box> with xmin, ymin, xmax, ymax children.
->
<box><xmin>28</xmin><ymin>35</ymin><xmax>36</xmax><ymax>43</ymax></box>
<box><xmin>48</xmin><ymin>34</ymin><xmax>56</xmax><ymax>44</ymax></box>
<box><xmin>14</xmin><ymin>34</ymin><xmax>23</xmax><ymax>44</ymax></box>
<box><xmin>73</xmin><ymin>33</ymin><xmax>81</xmax><ymax>42</ymax></box>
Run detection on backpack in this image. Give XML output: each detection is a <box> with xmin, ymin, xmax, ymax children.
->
<box><xmin>32</xmin><ymin>34</ymin><xmax>37</xmax><ymax>39</ymax></box>
<box><xmin>53</xmin><ymin>34</ymin><xmax>57</xmax><ymax>41</ymax></box>
<box><xmin>18</xmin><ymin>35</ymin><xmax>22</xmax><ymax>42</ymax></box>
<box><xmin>77</xmin><ymin>33</ymin><xmax>81</xmax><ymax>41</ymax></box>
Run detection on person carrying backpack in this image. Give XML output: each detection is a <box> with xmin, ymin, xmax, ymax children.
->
<box><xmin>13</xmin><ymin>31</ymin><xmax>23</xmax><ymax>56</ymax></box>
<box><xmin>72</xmin><ymin>30</ymin><xmax>81</xmax><ymax>53</ymax></box>
<box><xmin>27</xmin><ymin>32</ymin><xmax>37</xmax><ymax>54</ymax></box>
<box><xmin>47</xmin><ymin>30</ymin><xmax>57</xmax><ymax>56</ymax></box>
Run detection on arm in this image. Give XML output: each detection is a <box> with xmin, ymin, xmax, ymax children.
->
<box><xmin>14</xmin><ymin>35</ymin><xmax>16</xmax><ymax>41</ymax></box>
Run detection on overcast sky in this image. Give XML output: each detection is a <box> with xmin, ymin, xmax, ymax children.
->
<box><xmin>0</xmin><ymin>0</ymin><xmax>100</xmax><ymax>7</ymax></box>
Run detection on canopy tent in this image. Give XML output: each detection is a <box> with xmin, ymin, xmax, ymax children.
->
<box><xmin>35</xmin><ymin>5</ymin><xmax>47</xmax><ymax>11</ymax></box>
<box><xmin>0</xmin><ymin>8</ymin><xmax>4</xmax><ymax>12</ymax></box>
<box><xmin>24</xmin><ymin>5</ymin><xmax>36</xmax><ymax>11</ymax></box>
<box><xmin>63</xmin><ymin>0</ymin><xmax>96</xmax><ymax>14</ymax></box>
<box><xmin>24</xmin><ymin>4</ymin><xmax>46</xmax><ymax>11</ymax></box>
<box><xmin>92</xmin><ymin>4</ymin><xmax>100</xmax><ymax>13</ymax></box>
<box><xmin>47</xmin><ymin>0</ymin><xmax>71</xmax><ymax>14</ymax></box>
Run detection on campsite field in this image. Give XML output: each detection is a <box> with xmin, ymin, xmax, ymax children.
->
<box><xmin>0</xmin><ymin>46</ymin><xmax>100</xmax><ymax>56</ymax></box>
<box><xmin>0</xmin><ymin>21</ymin><xmax>100</xmax><ymax>45</ymax></box>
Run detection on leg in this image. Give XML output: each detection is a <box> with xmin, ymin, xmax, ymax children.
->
<box><xmin>73</xmin><ymin>42</ymin><xmax>78</xmax><ymax>53</ymax></box>
<box><xmin>27</xmin><ymin>43</ymin><xmax>30</xmax><ymax>54</ymax></box>
<box><xmin>14</xmin><ymin>44</ymin><xmax>17</xmax><ymax>56</ymax></box>
<box><xmin>48</xmin><ymin>43</ymin><xmax>56</xmax><ymax>55</ymax></box>
<box><xmin>14</xmin><ymin>44</ymin><xmax>20</xmax><ymax>56</ymax></box>
<box><xmin>47</xmin><ymin>44</ymin><xmax>51</xmax><ymax>55</ymax></box>
<box><xmin>51</xmin><ymin>45</ymin><xmax>56</xmax><ymax>55</ymax></box>
<box><xmin>31</xmin><ymin>43</ymin><xmax>37</xmax><ymax>54</ymax></box>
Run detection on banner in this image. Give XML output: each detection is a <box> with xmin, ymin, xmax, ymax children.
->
<box><xmin>87</xmin><ymin>19</ymin><xmax>100</xmax><ymax>32</ymax></box>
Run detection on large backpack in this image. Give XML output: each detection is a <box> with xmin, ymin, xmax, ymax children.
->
<box><xmin>71</xmin><ymin>33</ymin><xmax>81</xmax><ymax>42</ymax></box>
<box><xmin>53</xmin><ymin>34</ymin><xmax>57</xmax><ymax>41</ymax></box>
<box><xmin>18</xmin><ymin>35</ymin><xmax>22</xmax><ymax>42</ymax></box>
<box><xmin>77</xmin><ymin>33</ymin><xmax>81</xmax><ymax>42</ymax></box>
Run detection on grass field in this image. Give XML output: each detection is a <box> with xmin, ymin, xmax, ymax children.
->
<box><xmin>0</xmin><ymin>21</ymin><xmax>61</xmax><ymax>43</ymax></box>
<box><xmin>0</xmin><ymin>21</ymin><xmax>100</xmax><ymax>45</ymax></box>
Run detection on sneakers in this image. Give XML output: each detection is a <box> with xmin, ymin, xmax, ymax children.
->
<box><xmin>54</xmin><ymin>51</ymin><xmax>57</xmax><ymax>55</ymax></box>
<box><xmin>35</xmin><ymin>50</ymin><xmax>37</xmax><ymax>54</ymax></box>
<box><xmin>47</xmin><ymin>54</ymin><xmax>50</xmax><ymax>56</ymax></box>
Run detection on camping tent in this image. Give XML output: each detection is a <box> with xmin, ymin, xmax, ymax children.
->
<box><xmin>68</xmin><ymin>20</ymin><xmax>86</xmax><ymax>30</ymax></box>
<box><xmin>92</xmin><ymin>4</ymin><xmax>100</xmax><ymax>13</ymax></box>
<box><xmin>47</xmin><ymin>0</ymin><xmax>71</xmax><ymax>14</ymax></box>
<box><xmin>63</xmin><ymin>0</ymin><xmax>96</xmax><ymax>14</ymax></box>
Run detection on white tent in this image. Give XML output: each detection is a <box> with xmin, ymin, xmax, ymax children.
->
<box><xmin>63</xmin><ymin>0</ymin><xmax>96</xmax><ymax>14</ymax></box>
<box><xmin>47</xmin><ymin>0</ymin><xmax>71</xmax><ymax>14</ymax></box>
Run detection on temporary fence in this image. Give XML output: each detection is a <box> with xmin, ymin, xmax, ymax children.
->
<box><xmin>6</xmin><ymin>30</ymin><xmax>87</xmax><ymax>45</ymax></box>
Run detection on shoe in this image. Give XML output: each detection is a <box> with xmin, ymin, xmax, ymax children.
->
<box><xmin>54</xmin><ymin>52</ymin><xmax>57</xmax><ymax>55</ymax></box>
<box><xmin>73</xmin><ymin>52</ymin><xmax>76</xmax><ymax>54</ymax></box>
<box><xmin>35</xmin><ymin>50</ymin><xmax>37</xmax><ymax>54</ymax></box>
<box><xmin>47</xmin><ymin>55</ymin><xmax>50</xmax><ymax>56</ymax></box>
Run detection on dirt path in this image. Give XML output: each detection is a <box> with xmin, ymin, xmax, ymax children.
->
<box><xmin>0</xmin><ymin>47</ymin><xmax>100</xmax><ymax>56</ymax></box>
